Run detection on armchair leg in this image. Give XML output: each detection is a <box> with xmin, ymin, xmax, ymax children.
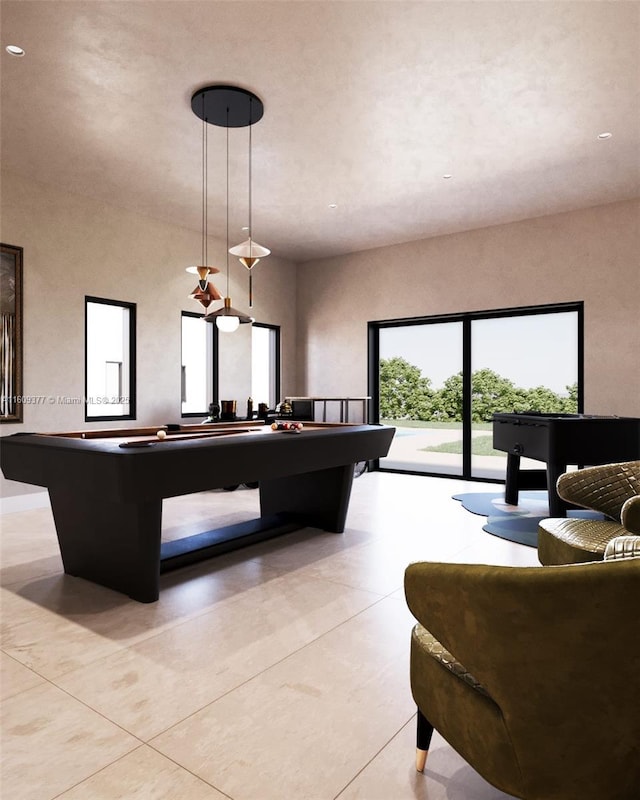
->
<box><xmin>416</xmin><ymin>708</ymin><xmax>434</xmax><ymax>772</ymax></box>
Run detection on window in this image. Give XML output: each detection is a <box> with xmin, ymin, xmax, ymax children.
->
<box><xmin>85</xmin><ymin>297</ymin><xmax>136</xmax><ymax>420</ymax></box>
<box><xmin>369</xmin><ymin>302</ymin><xmax>583</xmax><ymax>480</ymax></box>
<box><xmin>251</xmin><ymin>323</ymin><xmax>280</xmax><ymax>410</ymax></box>
<box><xmin>181</xmin><ymin>311</ymin><xmax>215</xmax><ymax>416</ymax></box>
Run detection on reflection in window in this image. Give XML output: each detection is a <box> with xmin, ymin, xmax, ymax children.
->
<box><xmin>181</xmin><ymin>312</ymin><xmax>213</xmax><ymax>416</ymax></box>
<box><xmin>85</xmin><ymin>297</ymin><xmax>135</xmax><ymax>420</ymax></box>
<box><xmin>105</xmin><ymin>361</ymin><xmax>122</xmax><ymax>398</ymax></box>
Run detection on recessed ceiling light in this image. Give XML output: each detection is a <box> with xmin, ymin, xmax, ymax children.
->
<box><xmin>597</xmin><ymin>132</ymin><xmax>612</xmax><ymax>140</ymax></box>
<box><xmin>328</xmin><ymin>203</ymin><xmax>338</xmax><ymax>209</ymax></box>
<box><xmin>443</xmin><ymin>174</ymin><xmax>453</xmax><ymax>179</ymax></box>
<box><xmin>5</xmin><ymin>45</ymin><xmax>25</xmax><ymax>57</ymax></box>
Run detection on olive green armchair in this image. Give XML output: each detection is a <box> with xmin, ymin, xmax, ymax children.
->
<box><xmin>538</xmin><ymin>460</ymin><xmax>640</xmax><ymax>565</ymax></box>
<box><xmin>404</xmin><ymin>558</ymin><xmax>640</xmax><ymax>799</ymax></box>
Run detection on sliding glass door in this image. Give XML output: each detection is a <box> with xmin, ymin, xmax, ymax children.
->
<box><xmin>378</xmin><ymin>320</ymin><xmax>464</xmax><ymax>475</ymax></box>
<box><xmin>370</xmin><ymin>303</ymin><xmax>582</xmax><ymax>481</ymax></box>
<box><xmin>470</xmin><ymin>310</ymin><xmax>580</xmax><ymax>479</ymax></box>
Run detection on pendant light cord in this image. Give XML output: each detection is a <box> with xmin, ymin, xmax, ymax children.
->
<box><xmin>201</xmin><ymin>96</ymin><xmax>206</xmax><ymax>268</ymax></box>
<box><xmin>205</xmin><ymin>107</ymin><xmax>208</xmax><ymax>267</ymax></box>
<box><xmin>248</xmin><ymin>97</ymin><xmax>253</xmax><ymax>248</ymax></box>
<box><xmin>226</xmin><ymin>109</ymin><xmax>230</xmax><ymax>298</ymax></box>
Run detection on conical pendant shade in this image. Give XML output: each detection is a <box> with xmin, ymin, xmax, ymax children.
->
<box><xmin>189</xmin><ymin>281</ymin><xmax>222</xmax><ymax>308</ymax></box>
<box><xmin>228</xmin><ymin>238</ymin><xmax>270</xmax><ymax>269</ymax></box>
<box><xmin>186</xmin><ymin>265</ymin><xmax>221</xmax><ymax>278</ymax></box>
<box><xmin>230</xmin><ymin>239</ymin><xmax>269</xmax><ymax>304</ymax></box>
<box><xmin>204</xmin><ymin>296</ymin><xmax>254</xmax><ymax>330</ymax></box>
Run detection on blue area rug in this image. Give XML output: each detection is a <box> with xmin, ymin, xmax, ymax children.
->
<box><xmin>452</xmin><ymin>491</ymin><xmax>603</xmax><ymax>548</ymax></box>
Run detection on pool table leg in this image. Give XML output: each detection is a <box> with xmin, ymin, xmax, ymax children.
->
<box><xmin>48</xmin><ymin>488</ymin><xmax>163</xmax><ymax>602</ymax></box>
<box><xmin>259</xmin><ymin>464</ymin><xmax>355</xmax><ymax>533</ymax></box>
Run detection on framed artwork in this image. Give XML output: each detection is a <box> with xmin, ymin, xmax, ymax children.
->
<box><xmin>1</xmin><ymin>243</ymin><xmax>23</xmax><ymax>423</ymax></box>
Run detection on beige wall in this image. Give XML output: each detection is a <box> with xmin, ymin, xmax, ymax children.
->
<box><xmin>2</xmin><ymin>172</ymin><xmax>638</xmax><ymax>501</ymax></box>
<box><xmin>296</xmin><ymin>199</ymin><xmax>640</xmax><ymax>416</ymax></box>
<box><xmin>0</xmin><ymin>170</ymin><xmax>297</xmax><ymax>498</ymax></box>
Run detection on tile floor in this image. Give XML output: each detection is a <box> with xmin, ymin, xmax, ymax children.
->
<box><xmin>1</xmin><ymin>472</ymin><xmax>538</xmax><ymax>799</ymax></box>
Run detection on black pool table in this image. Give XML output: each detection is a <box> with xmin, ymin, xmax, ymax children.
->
<box><xmin>1</xmin><ymin>420</ymin><xmax>395</xmax><ymax>602</ymax></box>
<box><xmin>493</xmin><ymin>412</ymin><xmax>640</xmax><ymax>516</ymax></box>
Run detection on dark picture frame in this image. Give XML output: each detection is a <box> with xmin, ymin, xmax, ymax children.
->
<box><xmin>1</xmin><ymin>243</ymin><xmax>23</xmax><ymax>423</ymax></box>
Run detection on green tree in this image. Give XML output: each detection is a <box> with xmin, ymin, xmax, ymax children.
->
<box><xmin>433</xmin><ymin>369</ymin><xmax>574</xmax><ymax>421</ymax></box>
<box><xmin>470</xmin><ymin>368</ymin><xmax>521</xmax><ymax>421</ymax></box>
<box><xmin>436</xmin><ymin>372</ymin><xmax>464</xmax><ymax>421</ymax></box>
<box><xmin>380</xmin><ymin>359</ymin><xmax>577</xmax><ymax>423</ymax></box>
<box><xmin>379</xmin><ymin>357</ymin><xmax>434</xmax><ymax>420</ymax></box>
<box><xmin>563</xmin><ymin>383</ymin><xmax>579</xmax><ymax>413</ymax></box>
<box><xmin>523</xmin><ymin>385</ymin><xmax>567</xmax><ymax>413</ymax></box>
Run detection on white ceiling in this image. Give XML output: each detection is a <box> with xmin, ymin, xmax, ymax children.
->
<box><xmin>1</xmin><ymin>1</ymin><xmax>639</xmax><ymax>264</ymax></box>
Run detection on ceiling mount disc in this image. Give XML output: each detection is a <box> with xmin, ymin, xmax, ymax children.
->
<box><xmin>191</xmin><ymin>85</ymin><xmax>264</xmax><ymax>127</ymax></box>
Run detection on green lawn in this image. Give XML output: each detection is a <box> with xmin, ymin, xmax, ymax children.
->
<box><xmin>381</xmin><ymin>419</ymin><xmax>493</xmax><ymax>431</ymax></box>
<box><xmin>420</xmin><ymin>435</ymin><xmax>504</xmax><ymax>457</ymax></box>
<box><xmin>380</xmin><ymin>419</ymin><xmax>503</xmax><ymax>456</ymax></box>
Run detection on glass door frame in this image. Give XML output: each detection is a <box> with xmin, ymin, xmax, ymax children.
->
<box><xmin>368</xmin><ymin>301</ymin><xmax>584</xmax><ymax>481</ymax></box>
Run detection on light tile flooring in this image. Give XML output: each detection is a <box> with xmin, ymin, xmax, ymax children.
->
<box><xmin>1</xmin><ymin>472</ymin><xmax>538</xmax><ymax>800</ymax></box>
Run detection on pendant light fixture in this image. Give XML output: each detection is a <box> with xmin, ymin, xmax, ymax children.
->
<box><xmin>228</xmin><ymin>96</ymin><xmax>270</xmax><ymax>307</ymax></box>
<box><xmin>186</xmin><ymin>93</ymin><xmax>222</xmax><ymax>310</ymax></box>
<box><xmin>190</xmin><ymin>86</ymin><xmax>261</xmax><ymax>331</ymax></box>
<box><xmin>206</xmin><ymin>122</ymin><xmax>253</xmax><ymax>332</ymax></box>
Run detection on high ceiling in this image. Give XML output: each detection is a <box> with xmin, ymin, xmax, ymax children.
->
<box><xmin>1</xmin><ymin>1</ymin><xmax>638</xmax><ymax>263</ymax></box>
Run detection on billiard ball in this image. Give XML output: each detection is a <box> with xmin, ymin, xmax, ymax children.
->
<box><xmin>156</xmin><ymin>430</ymin><xmax>167</xmax><ymax>440</ymax></box>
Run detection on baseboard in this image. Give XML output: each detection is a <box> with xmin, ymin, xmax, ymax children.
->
<box><xmin>0</xmin><ymin>491</ymin><xmax>50</xmax><ymax>514</ymax></box>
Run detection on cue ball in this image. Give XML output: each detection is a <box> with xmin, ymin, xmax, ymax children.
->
<box><xmin>156</xmin><ymin>430</ymin><xmax>167</xmax><ymax>440</ymax></box>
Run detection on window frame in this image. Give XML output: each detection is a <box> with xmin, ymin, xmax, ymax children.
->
<box><xmin>368</xmin><ymin>301</ymin><xmax>584</xmax><ymax>480</ymax></box>
<box><xmin>180</xmin><ymin>310</ymin><xmax>218</xmax><ymax>419</ymax></box>
<box><xmin>251</xmin><ymin>322</ymin><xmax>281</xmax><ymax>410</ymax></box>
<box><xmin>85</xmin><ymin>295</ymin><xmax>137</xmax><ymax>422</ymax></box>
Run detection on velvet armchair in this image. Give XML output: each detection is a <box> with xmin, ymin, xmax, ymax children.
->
<box><xmin>404</xmin><ymin>558</ymin><xmax>640</xmax><ymax>799</ymax></box>
<box><xmin>538</xmin><ymin>460</ymin><xmax>640</xmax><ymax>565</ymax></box>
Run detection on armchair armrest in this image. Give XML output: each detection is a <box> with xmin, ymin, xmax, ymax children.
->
<box><xmin>622</xmin><ymin>496</ymin><xmax>640</xmax><ymax>534</ymax></box>
<box><xmin>604</xmin><ymin>535</ymin><xmax>640</xmax><ymax>560</ymax></box>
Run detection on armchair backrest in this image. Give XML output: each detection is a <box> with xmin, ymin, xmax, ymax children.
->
<box><xmin>556</xmin><ymin>460</ymin><xmax>640</xmax><ymax>521</ymax></box>
<box><xmin>405</xmin><ymin>559</ymin><xmax>640</xmax><ymax>798</ymax></box>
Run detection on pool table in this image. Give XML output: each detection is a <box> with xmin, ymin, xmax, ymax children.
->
<box><xmin>1</xmin><ymin>420</ymin><xmax>395</xmax><ymax>602</ymax></box>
